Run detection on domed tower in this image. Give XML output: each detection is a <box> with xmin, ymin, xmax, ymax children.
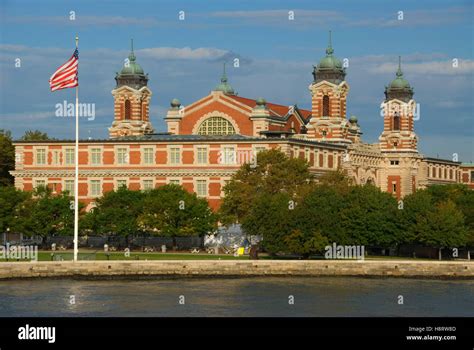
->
<box><xmin>109</xmin><ymin>39</ymin><xmax>154</xmax><ymax>138</ymax></box>
<box><xmin>307</xmin><ymin>31</ymin><xmax>351</xmax><ymax>144</ymax></box>
<box><xmin>379</xmin><ymin>57</ymin><xmax>417</xmax><ymax>152</ymax></box>
<box><xmin>213</xmin><ymin>63</ymin><xmax>236</xmax><ymax>95</ymax></box>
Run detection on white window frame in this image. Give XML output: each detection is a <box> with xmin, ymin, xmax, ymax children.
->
<box><xmin>89</xmin><ymin>179</ymin><xmax>102</xmax><ymax>197</ymax></box>
<box><xmin>220</xmin><ymin>145</ymin><xmax>237</xmax><ymax>165</ymax></box>
<box><xmin>64</xmin><ymin>147</ymin><xmax>75</xmax><ymax>166</ymax></box>
<box><xmin>141</xmin><ymin>178</ymin><xmax>154</xmax><ymax>191</ymax></box>
<box><xmin>168</xmin><ymin>146</ymin><xmax>182</xmax><ymax>165</ymax></box>
<box><xmin>34</xmin><ymin>178</ymin><xmax>47</xmax><ymax>189</ymax></box>
<box><xmin>115</xmin><ymin>178</ymin><xmax>128</xmax><ymax>190</ymax></box>
<box><xmin>89</xmin><ymin>147</ymin><xmax>103</xmax><ymax>166</ymax></box>
<box><xmin>63</xmin><ymin>179</ymin><xmax>75</xmax><ymax>195</ymax></box>
<box><xmin>195</xmin><ymin>179</ymin><xmax>208</xmax><ymax>197</ymax></box>
<box><xmin>142</xmin><ymin>146</ymin><xmax>155</xmax><ymax>165</ymax></box>
<box><xmin>115</xmin><ymin>146</ymin><xmax>130</xmax><ymax>165</ymax></box>
<box><xmin>34</xmin><ymin>147</ymin><xmax>47</xmax><ymax>166</ymax></box>
<box><xmin>195</xmin><ymin>146</ymin><xmax>209</xmax><ymax>165</ymax></box>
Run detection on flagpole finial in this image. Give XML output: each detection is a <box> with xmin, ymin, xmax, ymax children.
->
<box><xmin>75</xmin><ymin>35</ymin><xmax>79</xmax><ymax>47</ymax></box>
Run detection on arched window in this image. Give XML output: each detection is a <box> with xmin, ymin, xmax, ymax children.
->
<box><xmin>124</xmin><ymin>100</ymin><xmax>131</xmax><ymax>120</ymax></box>
<box><xmin>322</xmin><ymin>95</ymin><xmax>330</xmax><ymax>116</ymax></box>
<box><xmin>393</xmin><ymin>113</ymin><xmax>400</xmax><ymax>131</ymax></box>
<box><xmin>197</xmin><ymin>117</ymin><xmax>236</xmax><ymax>135</ymax></box>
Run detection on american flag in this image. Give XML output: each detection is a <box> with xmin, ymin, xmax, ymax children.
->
<box><xmin>49</xmin><ymin>49</ymin><xmax>79</xmax><ymax>91</ymax></box>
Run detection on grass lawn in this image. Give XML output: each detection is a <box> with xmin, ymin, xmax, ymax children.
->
<box><xmin>0</xmin><ymin>250</ymin><xmax>451</xmax><ymax>262</ymax></box>
<box><xmin>0</xmin><ymin>250</ymin><xmax>250</xmax><ymax>262</ymax></box>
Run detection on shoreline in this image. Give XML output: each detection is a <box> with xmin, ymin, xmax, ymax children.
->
<box><xmin>1</xmin><ymin>260</ymin><xmax>473</xmax><ymax>280</ymax></box>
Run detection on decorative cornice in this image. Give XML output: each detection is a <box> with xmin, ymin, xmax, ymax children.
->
<box><xmin>10</xmin><ymin>169</ymin><xmax>239</xmax><ymax>178</ymax></box>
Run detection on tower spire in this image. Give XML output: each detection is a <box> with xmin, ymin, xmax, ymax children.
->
<box><xmin>129</xmin><ymin>38</ymin><xmax>136</xmax><ymax>62</ymax></box>
<box><xmin>221</xmin><ymin>62</ymin><xmax>227</xmax><ymax>82</ymax></box>
<box><xmin>326</xmin><ymin>30</ymin><xmax>334</xmax><ymax>55</ymax></box>
<box><xmin>396</xmin><ymin>56</ymin><xmax>403</xmax><ymax>77</ymax></box>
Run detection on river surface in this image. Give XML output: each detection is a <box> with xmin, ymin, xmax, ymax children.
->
<box><xmin>0</xmin><ymin>277</ymin><xmax>472</xmax><ymax>317</ymax></box>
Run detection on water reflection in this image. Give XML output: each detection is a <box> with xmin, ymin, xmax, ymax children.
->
<box><xmin>0</xmin><ymin>277</ymin><xmax>472</xmax><ymax>317</ymax></box>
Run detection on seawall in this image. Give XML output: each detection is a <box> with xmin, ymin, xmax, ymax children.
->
<box><xmin>0</xmin><ymin>260</ymin><xmax>473</xmax><ymax>279</ymax></box>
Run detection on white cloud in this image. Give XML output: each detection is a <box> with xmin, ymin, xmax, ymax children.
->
<box><xmin>369</xmin><ymin>60</ymin><xmax>474</xmax><ymax>75</ymax></box>
<box><xmin>137</xmin><ymin>47</ymin><xmax>228</xmax><ymax>60</ymax></box>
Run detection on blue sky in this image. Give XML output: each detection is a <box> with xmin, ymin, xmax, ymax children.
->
<box><xmin>0</xmin><ymin>0</ymin><xmax>473</xmax><ymax>161</ymax></box>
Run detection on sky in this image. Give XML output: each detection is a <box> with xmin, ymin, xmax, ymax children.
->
<box><xmin>0</xmin><ymin>0</ymin><xmax>473</xmax><ymax>161</ymax></box>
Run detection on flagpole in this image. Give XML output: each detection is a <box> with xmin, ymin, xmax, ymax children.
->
<box><xmin>73</xmin><ymin>35</ymin><xmax>79</xmax><ymax>262</ymax></box>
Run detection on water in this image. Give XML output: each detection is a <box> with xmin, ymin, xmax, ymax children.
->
<box><xmin>0</xmin><ymin>277</ymin><xmax>472</xmax><ymax>317</ymax></box>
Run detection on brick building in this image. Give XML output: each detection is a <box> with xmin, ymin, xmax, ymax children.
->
<box><xmin>11</xmin><ymin>35</ymin><xmax>467</xmax><ymax>210</ymax></box>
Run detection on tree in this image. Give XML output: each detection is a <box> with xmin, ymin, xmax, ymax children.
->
<box><xmin>283</xmin><ymin>230</ymin><xmax>329</xmax><ymax>258</ymax></box>
<box><xmin>139</xmin><ymin>185</ymin><xmax>217</xmax><ymax>248</ymax></box>
<box><xmin>219</xmin><ymin>149</ymin><xmax>313</xmax><ymax>226</ymax></box>
<box><xmin>25</xmin><ymin>186</ymin><xmax>78</xmax><ymax>237</ymax></box>
<box><xmin>414</xmin><ymin>200</ymin><xmax>468</xmax><ymax>260</ymax></box>
<box><xmin>0</xmin><ymin>130</ymin><xmax>15</xmax><ymax>186</ymax></box>
<box><xmin>81</xmin><ymin>187</ymin><xmax>145</xmax><ymax>242</ymax></box>
<box><xmin>242</xmin><ymin>192</ymin><xmax>295</xmax><ymax>255</ymax></box>
<box><xmin>0</xmin><ymin>185</ymin><xmax>31</xmax><ymax>234</ymax></box>
<box><xmin>339</xmin><ymin>185</ymin><xmax>399</xmax><ymax>247</ymax></box>
<box><xmin>20</xmin><ymin>130</ymin><xmax>51</xmax><ymax>141</ymax></box>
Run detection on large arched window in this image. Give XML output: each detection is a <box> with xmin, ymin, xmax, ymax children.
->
<box><xmin>393</xmin><ymin>113</ymin><xmax>400</xmax><ymax>131</ymax></box>
<box><xmin>197</xmin><ymin>117</ymin><xmax>236</xmax><ymax>135</ymax></box>
<box><xmin>124</xmin><ymin>100</ymin><xmax>131</xmax><ymax>120</ymax></box>
<box><xmin>322</xmin><ymin>95</ymin><xmax>330</xmax><ymax>116</ymax></box>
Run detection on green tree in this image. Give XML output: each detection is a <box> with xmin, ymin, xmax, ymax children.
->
<box><xmin>340</xmin><ymin>185</ymin><xmax>399</xmax><ymax>247</ymax></box>
<box><xmin>139</xmin><ymin>185</ymin><xmax>217</xmax><ymax>248</ymax></box>
<box><xmin>0</xmin><ymin>130</ymin><xmax>15</xmax><ymax>186</ymax></box>
<box><xmin>414</xmin><ymin>200</ymin><xmax>468</xmax><ymax>260</ymax></box>
<box><xmin>81</xmin><ymin>187</ymin><xmax>145</xmax><ymax>242</ymax></box>
<box><xmin>0</xmin><ymin>185</ymin><xmax>31</xmax><ymax>234</ymax></box>
<box><xmin>283</xmin><ymin>230</ymin><xmax>329</xmax><ymax>258</ymax></box>
<box><xmin>25</xmin><ymin>186</ymin><xmax>78</xmax><ymax>237</ymax></box>
<box><xmin>242</xmin><ymin>192</ymin><xmax>295</xmax><ymax>255</ymax></box>
<box><xmin>20</xmin><ymin>130</ymin><xmax>51</xmax><ymax>141</ymax></box>
<box><xmin>219</xmin><ymin>149</ymin><xmax>313</xmax><ymax>225</ymax></box>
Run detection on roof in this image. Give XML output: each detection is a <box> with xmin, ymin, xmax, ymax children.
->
<box><xmin>13</xmin><ymin>133</ymin><xmax>347</xmax><ymax>150</ymax></box>
<box><xmin>228</xmin><ymin>95</ymin><xmax>312</xmax><ymax>122</ymax></box>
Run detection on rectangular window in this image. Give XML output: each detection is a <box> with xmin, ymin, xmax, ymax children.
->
<box><xmin>65</xmin><ymin>149</ymin><xmax>75</xmax><ymax>166</ymax></box>
<box><xmin>169</xmin><ymin>147</ymin><xmax>181</xmax><ymax>164</ymax></box>
<box><xmin>142</xmin><ymin>179</ymin><xmax>154</xmax><ymax>190</ymax></box>
<box><xmin>64</xmin><ymin>180</ymin><xmax>75</xmax><ymax>195</ymax></box>
<box><xmin>90</xmin><ymin>180</ymin><xmax>101</xmax><ymax>196</ymax></box>
<box><xmin>116</xmin><ymin>180</ymin><xmax>127</xmax><ymax>189</ymax></box>
<box><xmin>35</xmin><ymin>179</ymin><xmax>46</xmax><ymax>188</ymax></box>
<box><xmin>196</xmin><ymin>180</ymin><xmax>207</xmax><ymax>197</ymax></box>
<box><xmin>52</xmin><ymin>150</ymin><xmax>61</xmax><ymax>165</ymax></box>
<box><xmin>143</xmin><ymin>148</ymin><xmax>154</xmax><ymax>165</ymax></box>
<box><xmin>90</xmin><ymin>148</ymin><xmax>102</xmax><ymax>165</ymax></box>
<box><xmin>450</xmin><ymin>169</ymin><xmax>453</xmax><ymax>180</ymax></box>
<box><xmin>392</xmin><ymin>183</ymin><xmax>397</xmax><ymax>193</ymax></box>
<box><xmin>196</xmin><ymin>147</ymin><xmax>208</xmax><ymax>165</ymax></box>
<box><xmin>117</xmin><ymin>148</ymin><xmax>128</xmax><ymax>165</ymax></box>
<box><xmin>444</xmin><ymin>168</ymin><xmax>447</xmax><ymax>179</ymax></box>
<box><xmin>36</xmin><ymin>149</ymin><xmax>46</xmax><ymax>165</ymax></box>
<box><xmin>470</xmin><ymin>171</ymin><xmax>474</xmax><ymax>183</ymax></box>
<box><xmin>305</xmin><ymin>149</ymin><xmax>310</xmax><ymax>162</ymax></box>
<box><xmin>222</xmin><ymin>147</ymin><xmax>236</xmax><ymax>164</ymax></box>
<box><xmin>390</xmin><ymin>160</ymin><xmax>399</xmax><ymax>166</ymax></box>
